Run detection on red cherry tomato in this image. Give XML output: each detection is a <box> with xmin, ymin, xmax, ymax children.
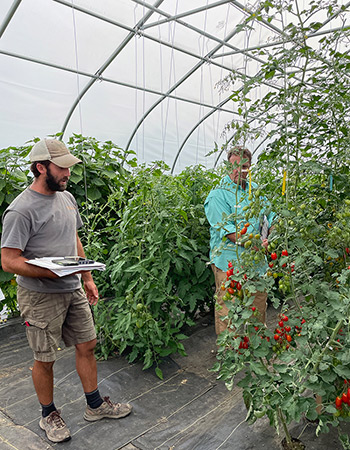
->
<box><xmin>271</xmin><ymin>252</ymin><xmax>277</xmax><ymax>260</ymax></box>
<box><xmin>335</xmin><ymin>396</ymin><xmax>342</xmax><ymax>409</ymax></box>
<box><xmin>282</xmin><ymin>249</ymin><xmax>288</xmax><ymax>256</ymax></box>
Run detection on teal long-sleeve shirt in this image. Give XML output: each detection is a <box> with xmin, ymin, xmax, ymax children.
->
<box><xmin>204</xmin><ymin>175</ymin><xmax>274</xmax><ymax>273</ymax></box>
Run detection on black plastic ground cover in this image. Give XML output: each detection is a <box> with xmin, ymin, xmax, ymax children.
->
<box><xmin>0</xmin><ymin>312</ymin><xmax>345</xmax><ymax>450</ymax></box>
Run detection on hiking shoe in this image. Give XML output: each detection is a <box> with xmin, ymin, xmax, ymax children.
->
<box><xmin>83</xmin><ymin>396</ymin><xmax>132</xmax><ymax>422</ymax></box>
<box><xmin>39</xmin><ymin>410</ymin><xmax>71</xmax><ymax>443</ymax></box>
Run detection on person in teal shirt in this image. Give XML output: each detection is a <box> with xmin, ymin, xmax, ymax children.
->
<box><xmin>204</xmin><ymin>147</ymin><xmax>274</xmax><ymax>334</ymax></box>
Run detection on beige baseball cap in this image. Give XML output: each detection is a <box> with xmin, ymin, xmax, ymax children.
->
<box><xmin>29</xmin><ymin>139</ymin><xmax>82</xmax><ymax>168</ymax></box>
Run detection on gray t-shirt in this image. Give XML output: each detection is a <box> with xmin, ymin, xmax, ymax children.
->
<box><xmin>1</xmin><ymin>187</ymin><xmax>83</xmax><ymax>293</ymax></box>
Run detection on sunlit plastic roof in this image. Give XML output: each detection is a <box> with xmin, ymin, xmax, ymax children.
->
<box><xmin>1</xmin><ymin>0</ymin><xmax>349</xmax><ymax>172</ymax></box>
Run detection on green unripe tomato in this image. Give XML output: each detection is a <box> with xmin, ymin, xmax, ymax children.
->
<box><xmin>254</xmin><ymin>408</ymin><xmax>266</xmax><ymax>418</ymax></box>
<box><xmin>244</xmin><ymin>240</ymin><xmax>252</xmax><ymax>249</ymax></box>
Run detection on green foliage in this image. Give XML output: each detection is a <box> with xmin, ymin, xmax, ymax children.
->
<box><xmin>0</xmin><ymin>135</ymin><xmax>218</xmax><ymax>378</ymax></box>
<box><xmin>93</xmin><ymin>162</ymin><xmax>218</xmax><ymax>376</ymax></box>
<box><xmin>64</xmin><ymin>134</ymin><xmax>138</xmax><ymax>294</ymax></box>
<box><xmin>213</xmin><ymin>0</ymin><xmax>350</xmax><ymax>447</ymax></box>
<box><xmin>0</xmin><ymin>142</ymin><xmax>32</xmax><ymax>316</ymax></box>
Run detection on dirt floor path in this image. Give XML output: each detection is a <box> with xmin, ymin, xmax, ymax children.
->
<box><xmin>0</xmin><ymin>307</ymin><xmax>345</xmax><ymax>450</ymax></box>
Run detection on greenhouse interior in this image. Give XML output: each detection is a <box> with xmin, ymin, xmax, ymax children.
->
<box><xmin>1</xmin><ymin>0</ymin><xmax>350</xmax><ymax>449</ymax></box>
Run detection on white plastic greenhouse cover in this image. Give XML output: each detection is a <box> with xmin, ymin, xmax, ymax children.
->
<box><xmin>0</xmin><ymin>0</ymin><xmax>349</xmax><ymax>172</ymax></box>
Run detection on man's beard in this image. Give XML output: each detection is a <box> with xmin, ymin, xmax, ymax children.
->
<box><xmin>45</xmin><ymin>166</ymin><xmax>68</xmax><ymax>192</ymax></box>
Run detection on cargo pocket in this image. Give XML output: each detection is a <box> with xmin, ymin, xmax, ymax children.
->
<box><xmin>25</xmin><ymin>319</ymin><xmax>50</xmax><ymax>353</ymax></box>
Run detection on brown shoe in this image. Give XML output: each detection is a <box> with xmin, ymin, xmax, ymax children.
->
<box><xmin>39</xmin><ymin>410</ymin><xmax>71</xmax><ymax>443</ymax></box>
<box><xmin>83</xmin><ymin>396</ymin><xmax>132</xmax><ymax>422</ymax></box>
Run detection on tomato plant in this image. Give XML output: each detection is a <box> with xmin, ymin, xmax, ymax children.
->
<box><xmin>0</xmin><ymin>136</ymin><xmax>218</xmax><ymax>379</ymax></box>
<box><xmin>93</xmin><ymin>163</ymin><xmax>218</xmax><ymax>377</ymax></box>
<box><xmin>213</xmin><ymin>1</ymin><xmax>350</xmax><ymax>448</ymax></box>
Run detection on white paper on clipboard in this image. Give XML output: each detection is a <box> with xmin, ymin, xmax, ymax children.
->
<box><xmin>260</xmin><ymin>215</ymin><xmax>270</xmax><ymax>240</ymax></box>
<box><xmin>25</xmin><ymin>257</ymin><xmax>105</xmax><ymax>277</ymax></box>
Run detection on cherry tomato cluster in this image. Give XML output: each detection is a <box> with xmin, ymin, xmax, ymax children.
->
<box><xmin>238</xmin><ymin>335</ymin><xmax>250</xmax><ymax>350</ymax></box>
<box><xmin>272</xmin><ymin>314</ymin><xmax>295</xmax><ymax>353</ymax></box>
<box><xmin>269</xmin><ymin>249</ymin><xmax>289</xmax><ymax>262</ymax></box>
<box><xmin>334</xmin><ymin>328</ymin><xmax>345</xmax><ymax>351</ymax></box>
<box><xmin>238</xmin><ymin>222</ymin><xmax>251</xmax><ymax>237</ymax></box>
<box><xmin>335</xmin><ymin>381</ymin><xmax>350</xmax><ymax>415</ymax></box>
<box><xmin>236</xmin><ymin>222</ymin><xmax>262</xmax><ymax>251</ymax></box>
<box><xmin>226</xmin><ymin>335</ymin><xmax>250</xmax><ymax>355</ymax></box>
<box><xmin>267</xmin><ymin>249</ymin><xmax>295</xmax><ymax>293</ymax></box>
<box><xmin>222</xmin><ymin>262</ymin><xmax>247</xmax><ymax>301</ymax></box>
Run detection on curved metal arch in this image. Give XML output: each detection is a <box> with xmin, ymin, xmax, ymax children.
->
<box><xmin>124</xmin><ymin>14</ymin><xmax>263</xmax><ymax>153</ymax></box>
<box><xmin>0</xmin><ymin>0</ymin><xmax>22</xmax><ymax>38</ymax></box>
<box><xmin>171</xmin><ymin>95</ymin><xmax>233</xmax><ymax>174</ymax></box>
<box><xmin>52</xmin><ymin>0</ymin><xmax>252</xmax><ymax>87</ymax></box>
<box><xmin>170</xmin><ymin>89</ymin><xmax>280</xmax><ymax>173</ymax></box>
<box><xmin>59</xmin><ymin>0</ymin><xmax>165</xmax><ymax>140</ymax></box>
<box><xmin>0</xmin><ymin>48</ymin><xmax>235</xmax><ymax>115</ymax></box>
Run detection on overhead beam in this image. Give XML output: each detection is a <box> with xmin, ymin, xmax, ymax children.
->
<box><xmin>0</xmin><ymin>49</ymin><xmax>237</xmax><ymax>114</ymax></box>
<box><xmin>211</xmin><ymin>25</ymin><xmax>350</xmax><ymax>59</ymax></box>
<box><xmin>132</xmin><ymin>0</ymin><xmax>273</xmax><ymax>69</ymax></box>
<box><xmin>142</xmin><ymin>0</ymin><xmax>233</xmax><ymax>30</ymax></box>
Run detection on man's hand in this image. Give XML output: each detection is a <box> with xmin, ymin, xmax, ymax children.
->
<box><xmin>83</xmin><ymin>278</ymin><xmax>99</xmax><ymax>305</ymax></box>
<box><xmin>261</xmin><ymin>238</ymin><xmax>269</xmax><ymax>249</ymax></box>
<box><xmin>75</xmin><ymin>232</ymin><xmax>99</xmax><ymax>304</ymax></box>
<box><xmin>226</xmin><ymin>232</ymin><xmax>238</xmax><ymax>243</ymax></box>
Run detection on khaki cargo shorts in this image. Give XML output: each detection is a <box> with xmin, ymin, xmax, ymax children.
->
<box><xmin>17</xmin><ymin>286</ymin><xmax>96</xmax><ymax>362</ymax></box>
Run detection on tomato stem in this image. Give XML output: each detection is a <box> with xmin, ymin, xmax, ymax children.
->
<box><xmin>277</xmin><ymin>407</ymin><xmax>293</xmax><ymax>445</ymax></box>
<box><xmin>314</xmin><ymin>319</ymin><xmax>344</xmax><ymax>374</ymax></box>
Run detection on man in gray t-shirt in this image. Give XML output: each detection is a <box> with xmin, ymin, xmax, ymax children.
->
<box><xmin>1</xmin><ymin>139</ymin><xmax>132</xmax><ymax>444</ymax></box>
